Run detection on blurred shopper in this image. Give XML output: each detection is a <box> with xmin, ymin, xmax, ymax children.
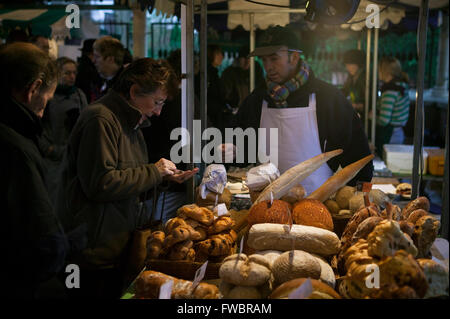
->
<box><xmin>0</xmin><ymin>43</ymin><xmax>68</xmax><ymax>298</ymax></box>
<box><xmin>233</xmin><ymin>26</ymin><xmax>373</xmax><ymax>194</ymax></box>
<box><xmin>40</xmin><ymin>57</ymin><xmax>88</xmax><ymax>205</ymax></box>
<box><xmin>76</xmin><ymin>38</ymin><xmax>104</xmax><ymax>103</ymax></box>
<box><xmin>375</xmin><ymin>56</ymin><xmax>410</xmax><ymax>156</ymax></box>
<box><xmin>221</xmin><ymin>45</ymin><xmax>265</xmax><ymax>113</ymax></box>
<box><xmin>342</xmin><ymin>49</ymin><xmax>366</xmax><ymax>120</ymax></box>
<box><xmin>205</xmin><ymin>44</ymin><xmax>230</xmax><ymax>132</ymax></box>
<box><xmin>6</xmin><ymin>28</ymin><xmax>29</xmax><ymax>44</ymax></box>
<box><xmin>55</xmin><ymin>58</ymin><xmax>198</xmax><ymax>299</ymax></box>
<box><xmin>30</xmin><ymin>34</ymin><xmax>50</xmax><ymax>55</ymax></box>
<box><xmin>93</xmin><ymin>36</ymin><xmax>126</xmax><ymax>97</ymax></box>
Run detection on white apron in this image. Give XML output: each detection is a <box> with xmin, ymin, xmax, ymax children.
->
<box><xmin>258</xmin><ymin>93</ymin><xmax>334</xmax><ymax>195</ymax></box>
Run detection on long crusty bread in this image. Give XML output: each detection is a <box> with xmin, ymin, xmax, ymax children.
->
<box><xmin>253</xmin><ymin>149</ymin><xmax>343</xmax><ymax>205</ymax></box>
<box><xmin>307</xmin><ymin>154</ymin><xmax>374</xmax><ymax>203</ymax></box>
<box><xmin>247</xmin><ymin>223</ymin><xmax>340</xmax><ymax>257</ymax></box>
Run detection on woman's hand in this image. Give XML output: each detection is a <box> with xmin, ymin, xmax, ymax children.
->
<box><xmin>155</xmin><ymin>158</ymin><xmax>199</xmax><ymax>183</ymax></box>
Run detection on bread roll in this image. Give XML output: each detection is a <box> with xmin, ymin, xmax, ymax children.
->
<box><xmin>247</xmin><ymin>199</ymin><xmax>292</xmax><ymax>227</ymax></box>
<box><xmin>407</xmin><ymin>209</ymin><xmax>428</xmax><ymax>225</ymax></box>
<box><xmin>292</xmin><ymin>199</ymin><xmax>334</xmax><ymax>231</ymax></box>
<box><xmin>208</xmin><ymin>216</ymin><xmax>235</xmax><ymax>235</ymax></box>
<box><xmin>311</xmin><ymin>254</ymin><xmax>336</xmax><ymax>288</ymax></box>
<box><xmin>219</xmin><ymin>253</ymin><xmax>271</xmax><ymax>287</ymax></box>
<box><xmin>254</xmin><ymin>250</ymin><xmax>283</xmax><ymax>269</ymax></box>
<box><xmin>413</xmin><ymin>215</ymin><xmax>440</xmax><ymax>258</ymax></box>
<box><xmin>270</xmin><ymin>278</ymin><xmax>341</xmax><ymax>299</ymax></box>
<box><xmin>177</xmin><ymin>204</ymin><xmax>214</xmax><ymax>226</ymax></box>
<box><xmin>335</xmin><ymin>186</ymin><xmax>355</xmax><ymax>209</ymax></box>
<box><xmin>401</xmin><ymin>196</ymin><xmax>430</xmax><ymax>220</ymax></box>
<box><xmin>271</xmin><ymin>250</ymin><xmax>321</xmax><ymax>286</ymax></box>
<box><xmin>135</xmin><ymin>270</ymin><xmax>219</xmax><ymax>299</ymax></box>
<box><xmin>417</xmin><ymin>258</ymin><xmax>449</xmax><ymax>298</ymax></box>
<box><xmin>324</xmin><ymin>199</ymin><xmax>340</xmax><ymax>215</ymax></box>
<box><xmin>280</xmin><ymin>185</ymin><xmax>306</xmax><ymax>205</ymax></box>
<box><xmin>146</xmin><ymin>231</ymin><xmax>165</xmax><ymax>260</ymax></box>
<box><xmin>367</xmin><ymin>220</ymin><xmax>418</xmax><ymax>258</ymax></box>
<box><xmin>247</xmin><ymin>223</ymin><xmax>340</xmax><ymax>256</ymax></box>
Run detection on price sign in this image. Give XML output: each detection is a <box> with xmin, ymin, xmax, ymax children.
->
<box><xmin>288</xmin><ymin>278</ymin><xmax>313</xmax><ymax>299</ymax></box>
<box><xmin>192</xmin><ymin>261</ymin><xmax>208</xmax><ymax>291</ymax></box>
<box><xmin>214</xmin><ymin>203</ymin><xmax>228</xmax><ymax>217</ymax></box>
<box><xmin>239</xmin><ymin>235</ymin><xmax>245</xmax><ymax>255</ymax></box>
<box><xmin>159</xmin><ymin>280</ymin><xmax>173</xmax><ymax>299</ymax></box>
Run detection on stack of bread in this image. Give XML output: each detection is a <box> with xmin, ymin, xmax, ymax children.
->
<box><xmin>134</xmin><ymin>270</ymin><xmax>220</xmax><ymax>299</ymax></box>
<box><xmin>335</xmin><ymin>196</ymin><xmax>448</xmax><ymax>299</ymax></box>
<box><xmin>324</xmin><ymin>186</ymin><xmax>389</xmax><ymax>217</ymax></box>
<box><xmin>146</xmin><ymin>204</ymin><xmax>237</xmax><ymax>263</ymax></box>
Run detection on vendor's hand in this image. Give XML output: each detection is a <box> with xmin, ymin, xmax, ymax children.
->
<box><xmin>218</xmin><ymin>143</ymin><xmax>236</xmax><ymax>163</ymax></box>
<box><xmin>155</xmin><ymin>158</ymin><xmax>178</xmax><ymax>177</ymax></box>
<box><xmin>165</xmin><ymin>168</ymin><xmax>199</xmax><ymax>184</ymax></box>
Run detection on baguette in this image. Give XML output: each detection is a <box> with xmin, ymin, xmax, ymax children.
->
<box><xmin>135</xmin><ymin>270</ymin><xmax>219</xmax><ymax>299</ymax></box>
<box><xmin>307</xmin><ymin>154</ymin><xmax>374</xmax><ymax>203</ymax></box>
<box><xmin>253</xmin><ymin>149</ymin><xmax>343</xmax><ymax>205</ymax></box>
<box><xmin>247</xmin><ymin>223</ymin><xmax>340</xmax><ymax>256</ymax></box>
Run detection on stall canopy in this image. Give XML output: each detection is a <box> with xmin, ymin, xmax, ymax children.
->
<box><xmin>0</xmin><ymin>8</ymin><xmax>70</xmax><ymax>40</ymax></box>
<box><xmin>155</xmin><ymin>0</ymin><xmax>448</xmax><ymax>31</ymax></box>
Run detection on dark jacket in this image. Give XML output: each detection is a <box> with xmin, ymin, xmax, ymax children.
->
<box><xmin>0</xmin><ymin>97</ymin><xmax>68</xmax><ymax>298</ymax></box>
<box><xmin>39</xmin><ymin>86</ymin><xmax>88</xmax><ymax>205</ymax></box>
<box><xmin>76</xmin><ymin>54</ymin><xmax>103</xmax><ymax>104</ymax></box>
<box><xmin>236</xmin><ymin>72</ymin><xmax>373</xmax><ymax>185</ymax></box>
<box><xmin>55</xmin><ymin>89</ymin><xmax>162</xmax><ymax>269</ymax></box>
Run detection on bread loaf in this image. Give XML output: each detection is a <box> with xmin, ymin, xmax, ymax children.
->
<box><xmin>219</xmin><ymin>253</ymin><xmax>272</xmax><ymax>287</ymax></box>
<box><xmin>146</xmin><ymin>231</ymin><xmax>165</xmax><ymax>260</ymax></box>
<box><xmin>135</xmin><ymin>270</ymin><xmax>219</xmax><ymax>299</ymax></box>
<box><xmin>272</xmin><ymin>250</ymin><xmax>322</xmax><ymax>287</ymax></box>
<box><xmin>412</xmin><ymin>215</ymin><xmax>440</xmax><ymax>258</ymax></box>
<box><xmin>280</xmin><ymin>185</ymin><xmax>306</xmax><ymax>205</ymax></box>
<box><xmin>401</xmin><ymin>196</ymin><xmax>430</xmax><ymax>220</ymax></box>
<box><xmin>417</xmin><ymin>258</ymin><xmax>449</xmax><ymax>298</ymax></box>
<box><xmin>247</xmin><ymin>223</ymin><xmax>340</xmax><ymax>256</ymax></box>
<box><xmin>207</xmin><ymin>216</ymin><xmax>235</xmax><ymax>235</ymax></box>
<box><xmin>177</xmin><ymin>204</ymin><xmax>215</xmax><ymax>226</ymax></box>
<box><xmin>311</xmin><ymin>254</ymin><xmax>336</xmax><ymax>288</ymax></box>
<box><xmin>292</xmin><ymin>199</ymin><xmax>334</xmax><ymax>231</ymax></box>
<box><xmin>247</xmin><ymin>199</ymin><xmax>292</xmax><ymax>227</ymax></box>
<box><xmin>406</xmin><ymin>209</ymin><xmax>428</xmax><ymax>225</ymax></box>
<box><xmin>335</xmin><ymin>186</ymin><xmax>356</xmax><ymax>209</ymax></box>
<box><xmin>270</xmin><ymin>278</ymin><xmax>341</xmax><ymax>299</ymax></box>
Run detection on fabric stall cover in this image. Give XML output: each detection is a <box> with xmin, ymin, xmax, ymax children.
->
<box><xmin>0</xmin><ymin>9</ymin><xmax>71</xmax><ymax>40</ymax></box>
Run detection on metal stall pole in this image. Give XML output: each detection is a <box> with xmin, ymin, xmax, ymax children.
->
<box><xmin>181</xmin><ymin>1</ymin><xmax>196</xmax><ymax>203</ymax></box>
<box><xmin>249</xmin><ymin>13</ymin><xmax>255</xmax><ymax>92</ymax></box>
<box><xmin>199</xmin><ymin>0</ymin><xmax>208</xmax><ymax>177</ymax></box>
<box><xmin>371</xmin><ymin>27</ymin><xmax>379</xmax><ymax>146</ymax></box>
<box><xmin>442</xmin><ymin>108</ymin><xmax>449</xmax><ymax>239</ymax></box>
<box><xmin>412</xmin><ymin>0</ymin><xmax>429</xmax><ymax>200</ymax></box>
<box><xmin>365</xmin><ymin>28</ymin><xmax>372</xmax><ymax>135</ymax></box>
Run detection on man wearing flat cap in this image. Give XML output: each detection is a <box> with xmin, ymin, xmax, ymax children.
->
<box><xmin>235</xmin><ymin>26</ymin><xmax>373</xmax><ymax>194</ymax></box>
<box><xmin>76</xmin><ymin>38</ymin><xmax>103</xmax><ymax>104</ymax></box>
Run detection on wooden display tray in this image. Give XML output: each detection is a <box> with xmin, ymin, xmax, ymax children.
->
<box><xmin>145</xmin><ymin>259</ymin><xmax>222</xmax><ymax>280</ymax></box>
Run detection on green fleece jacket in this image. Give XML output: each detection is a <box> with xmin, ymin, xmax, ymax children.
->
<box><xmin>55</xmin><ymin>89</ymin><xmax>162</xmax><ymax>268</ymax></box>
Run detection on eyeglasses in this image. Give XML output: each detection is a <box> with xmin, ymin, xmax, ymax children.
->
<box><xmin>152</xmin><ymin>97</ymin><xmax>166</xmax><ymax>108</ymax></box>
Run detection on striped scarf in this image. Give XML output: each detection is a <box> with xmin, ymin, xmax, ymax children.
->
<box><xmin>266</xmin><ymin>60</ymin><xmax>311</xmax><ymax>108</ymax></box>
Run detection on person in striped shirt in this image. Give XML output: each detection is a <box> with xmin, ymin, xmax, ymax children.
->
<box><xmin>375</xmin><ymin>56</ymin><xmax>410</xmax><ymax>156</ymax></box>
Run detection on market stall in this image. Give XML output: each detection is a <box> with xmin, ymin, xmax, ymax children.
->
<box><xmin>116</xmin><ymin>0</ymin><xmax>449</xmax><ymax>300</ymax></box>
